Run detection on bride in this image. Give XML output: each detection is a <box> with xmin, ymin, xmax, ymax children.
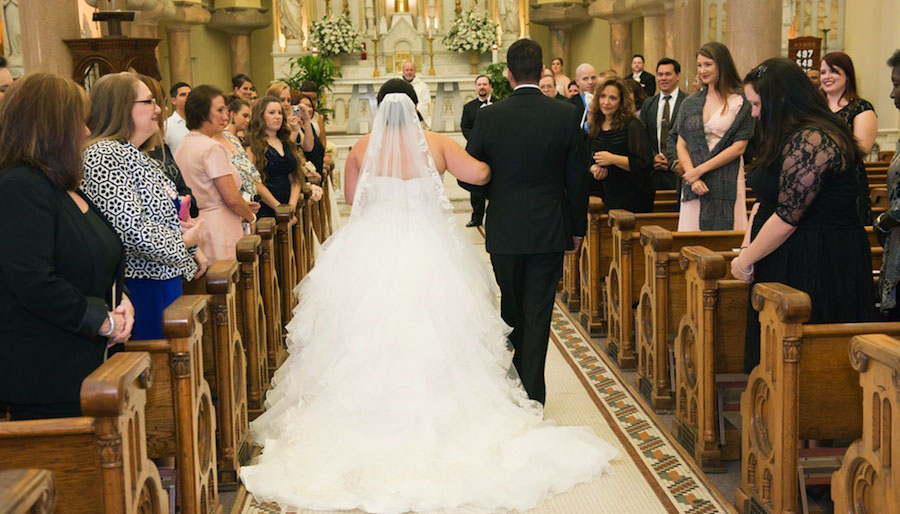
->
<box><xmin>240</xmin><ymin>79</ymin><xmax>620</xmax><ymax>513</ymax></box>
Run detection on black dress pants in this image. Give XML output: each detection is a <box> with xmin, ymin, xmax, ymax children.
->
<box><xmin>490</xmin><ymin>252</ymin><xmax>564</xmax><ymax>405</ymax></box>
<box><xmin>470</xmin><ymin>191</ymin><xmax>485</xmax><ymax>223</ymax></box>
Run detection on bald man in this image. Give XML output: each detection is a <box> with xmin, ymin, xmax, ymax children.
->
<box><xmin>401</xmin><ymin>60</ymin><xmax>432</xmax><ymax>128</ymax></box>
<box><xmin>568</xmin><ymin>63</ymin><xmax>597</xmax><ymax>132</ymax></box>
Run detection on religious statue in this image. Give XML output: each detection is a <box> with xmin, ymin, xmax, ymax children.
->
<box><xmin>2</xmin><ymin>0</ymin><xmax>20</xmax><ymax>59</ymax></box>
<box><xmin>280</xmin><ymin>0</ymin><xmax>305</xmax><ymax>41</ymax></box>
<box><xmin>497</xmin><ymin>0</ymin><xmax>519</xmax><ymax>36</ymax></box>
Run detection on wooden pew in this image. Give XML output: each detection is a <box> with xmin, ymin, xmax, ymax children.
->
<box><xmin>831</xmin><ymin>333</ymin><xmax>900</xmax><ymax>514</ymax></box>
<box><xmin>0</xmin><ymin>469</ymin><xmax>55</xmax><ymax>513</ymax></box>
<box><xmin>634</xmin><ymin>228</ymin><xmax>744</xmax><ymax>413</ymax></box>
<box><xmin>274</xmin><ymin>206</ymin><xmax>298</xmax><ymax>326</ymax></box>
<box><xmin>124</xmin><ymin>295</ymin><xmax>220</xmax><ymax>514</ymax></box>
<box><xmin>235</xmin><ymin>235</ymin><xmax>270</xmax><ymax>420</ymax></box>
<box><xmin>202</xmin><ymin>262</ymin><xmax>251</xmax><ymax>490</ymax></box>
<box><xmin>605</xmin><ymin>209</ymin><xmax>681</xmax><ymax>368</ymax></box>
<box><xmin>256</xmin><ymin>218</ymin><xmax>285</xmax><ymax>381</ymax></box>
<box><xmin>300</xmin><ymin>185</ymin><xmax>317</xmax><ymax>273</ymax></box>
<box><xmin>0</xmin><ymin>353</ymin><xmax>168</xmax><ymax>514</ymax></box>
<box><xmin>672</xmin><ymin>246</ymin><xmax>749</xmax><ymax>472</ymax></box>
<box><xmin>735</xmin><ymin>283</ymin><xmax>900</xmax><ymax>514</ymax></box>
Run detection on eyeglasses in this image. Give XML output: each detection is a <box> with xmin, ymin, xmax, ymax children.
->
<box><xmin>134</xmin><ymin>98</ymin><xmax>158</xmax><ymax>106</ymax></box>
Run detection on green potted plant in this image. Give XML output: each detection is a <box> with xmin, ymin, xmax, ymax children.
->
<box><xmin>485</xmin><ymin>62</ymin><xmax>512</xmax><ymax>100</ymax></box>
<box><xmin>282</xmin><ymin>55</ymin><xmax>340</xmax><ymax>119</ymax></box>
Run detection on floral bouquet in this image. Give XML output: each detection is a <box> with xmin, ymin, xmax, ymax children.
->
<box><xmin>441</xmin><ymin>11</ymin><xmax>498</xmax><ymax>53</ymax></box>
<box><xmin>309</xmin><ymin>14</ymin><xmax>363</xmax><ymax>57</ymax></box>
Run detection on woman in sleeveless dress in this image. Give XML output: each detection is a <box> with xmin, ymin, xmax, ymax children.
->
<box><xmin>675</xmin><ymin>42</ymin><xmax>754</xmax><ymax>231</ymax></box>
<box><xmin>239</xmin><ymin>79</ymin><xmax>620</xmax><ymax>513</ymax></box>
<box><xmin>733</xmin><ymin>58</ymin><xmax>875</xmax><ymax>372</ymax></box>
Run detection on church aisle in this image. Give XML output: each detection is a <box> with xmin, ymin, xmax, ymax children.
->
<box><xmin>232</xmin><ymin>185</ymin><xmax>734</xmax><ymax>514</ymax></box>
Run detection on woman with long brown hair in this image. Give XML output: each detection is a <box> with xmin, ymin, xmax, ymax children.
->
<box><xmin>586</xmin><ymin>76</ymin><xmax>655</xmax><ymax>212</ymax></box>
<box><xmin>267</xmin><ymin>82</ymin><xmax>315</xmax><ymax>153</ymax></box>
<box><xmin>81</xmin><ymin>72</ymin><xmax>204</xmax><ymax>341</ymax></box>
<box><xmin>245</xmin><ymin>96</ymin><xmax>322</xmax><ymax>220</ymax></box>
<box><xmin>0</xmin><ymin>73</ymin><xmax>132</xmax><ymax>419</ymax></box>
<box><xmin>674</xmin><ymin>41</ymin><xmax>754</xmax><ymax>231</ymax></box>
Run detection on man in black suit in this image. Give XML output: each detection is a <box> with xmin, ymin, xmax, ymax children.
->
<box><xmin>629</xmin><ymin>54</ymin><xmax>656</xmax><ymax>97</ymax></box>
<box><xmin>460</xmin><ymin>74</ymin><xmax>494</xmax><ymax>227</ymax></box>
<box><xmin>638</xmin><ymin>57</ymin><xmax>686</xmax><ymax>191</ymax></box>
<box><xmin>461</xmin><ymin>39</ymin><xmax>589</xmax><ymax>405</ymax></box>
<box><xmin>539</xmin><ymin>74</ymin><xmax>567</xmax><ymax>100</ymax></box>
<box><xmin>568</xmin><ymin>62</ymin><xmax>597</xmax><ymax>133</ymax></box>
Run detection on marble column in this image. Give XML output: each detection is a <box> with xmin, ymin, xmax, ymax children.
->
<box><xmin>642</xmin><ymin>12</ymin><xmax>665</xmax><ymax>72</ymax></box>
<box><xmin>19</xmin><ymin>0</ymin><xmax>81</xmax><ymax>76</ymax></box>
<box><xmin>208</xmin><ymin>6</ymin><xmax>270</xmax><ymax>77</ymax></box>
<box><xmin>725</xmin><ymin>0</ymin><xmax>782</xmax><ymax>77</ymax></box>
<box><xmin>530</xmin><ymin>2</ymin><xmax>589</xmax><ymax>75</ymax></box>
<box><xmin>672</xmin><ymin>0</ymin><xmax>701</xmax><ymax>90</ymax></box>
<box><xmin>550</xmin><ymin>28</ymin><xmax>568</xmax><ymax>69</ymax></box>
<box><xmin>664</xmin><ymin>9</ymin><xmax>674</xmax><ymax>60</ymax></box>
<box><xmin>162</xmin><ymin>3</ymin><xmax>210</xmax><ymax>85</ymax></box>
<box><xmin>608</xmin><ymin>20</ymin><xmax>632</xmax><ymax>75</ymax></box>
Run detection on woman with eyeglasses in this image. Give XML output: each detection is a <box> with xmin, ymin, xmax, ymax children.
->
<box><xmin>733</xmin><ymin>58</ymin><xmax>875</xmax><ymax>372</ymax></box>
<box><xmin>81</xmin><ymin>72</ymin><xmax>206</xmax><ymax>341</ymax></box>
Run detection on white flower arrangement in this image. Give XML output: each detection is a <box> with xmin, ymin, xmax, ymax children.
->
<box><xmin>309</xmin><ymin>14</ymin><xmax>363</xmax><ymax>57</ymax></box>
<box><xmin>442</xmin><ymin>11</ymin><xmax>498</xmax><ymax>53</ymax></box>
<box><xmin>325</xmin><ymin>142</ymin><xmax>337</xmax><ymax>155</ymax></box>
<box><xmin>304</xmin><ymin>160</ymin><xmax>318</xmax><ymax>174</ymax></box>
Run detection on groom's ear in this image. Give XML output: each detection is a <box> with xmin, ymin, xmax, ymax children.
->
<box><xmin>506</xmin><ymin>69</ymin><xmax>516</xmax><ymax>89</ymax></box>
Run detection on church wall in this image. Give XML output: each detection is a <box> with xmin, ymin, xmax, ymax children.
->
<box><xmin>250</xmin><ymin>0</ymin><xmax>276</xmax><ymax>88</ymax></box>
<box><xmin>565</xmin><ymin>18</ymin><xmax>611</xmax><ymax>76</ymax></box>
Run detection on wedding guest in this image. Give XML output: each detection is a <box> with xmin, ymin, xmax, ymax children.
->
<box><xmin>550</xmin><ymin>57</ymin><xmax>571</xmax><ymax>97</ymax></box>
<box><xmin>299</xmin><ymin>80</ymin><xmax>327</xmax><ymax>147</ymax></box>
<box><xmin>874</xmin><ymin>50</ymin><xmax>900</xmax><ymax>318</ymax></box>
<box><xmin>82</xmin><ymin>72</ymin><xmax>204</xmax><ymax>340</ymax></box>
<box><xmin>226</xmin><ymin>96</ymin><xmax>252</xmax><ymax>142</ymax></box>
<box><xmin>461</xmin><ymin>74</ymin><xmax>494</xmax><ymax>227</ymax></box>
<box><xmin>629</xmin><ymin>54</ymin><xmax>656</xmax><ymax>97</ymax></box>
<box><xmin>566</xmin><ymin>80</ymin><xmax>580</xmax><ymax>98</ymax></box>
<box><xmin>570</xmin><ymin>63</ymin><xmax>598</xmax><ymax>132</ymax></box>
<box><xmin>0</xmin><ymin>56</ymin><xmax>13</xmax><ymax>99</ymax></box>
<box><xmin>296</xmin><ymin>95</ymin><xmax>326</xmax><ymax>180</ymax></box>
<box><xmin>0</xmin><ymin>73</ymin><xmax>132</xmax><ymax>420</ymax></box>
<box><xmin>540</xmin><ymin>75</ymin><xmax>566</xmax><ymax>100</ymax></box>
<box><xmin>639</xmin><ymin>57</ymin><xmax>686</xmax><ymax>191</ymax></box>
<box><xmin>734</xmin><ymin>58</ymin><xmax>875</xmax><ymax>371</ymax></box>
<box><xmin>820</xmin><ymin>52</ymin><xmax>876</xmax><ymax>224</ymax></box>
<box><xmin>232</xmin><ymin>73</ymin><xmax>253</xmax><ymax>102</ymax></box>
<box><xmin>807</xmin><ymin>68</ymin><xmax>821</xmax><ymax>89</ymax></box>
<box><xmin>674</xmin><ymin>42</ymin><xmax>753</xmax><ymax>231</ymax></box>
<box><xmin>141</xmin><ymin>75</ymin><xmax>193</xmax><ymax>201</ymax></box>
<box><xmin>586</xmin><ymin>77</ymin><xmax>654</xmax><ymax>212</ymax></box>
<box><xmin>176</xmin><ymin>85</ymin><xmax>257</xmax><ymax>263</ymax></box>
<box><xmin>219</xmin><ymin>97</ymin><xmax>262</xmax><ymax>202</ymax></box>
<box><xmin>246</xmin><ymin>96</ymin><xmax>322</xmax><ymax>220</ymax></box>
<box><xmin>267</xmin><ymin>82</ymin><xmax>315</xmax><ymax>153</ymax></box>
<box><xmin>249</xmin><ymin>87</ymin><xmax>259</xmax><ymax>105</ymax></box>
<box><xmin>624</xmin><ymin>77</ymin><xmax>648</xmax><ymax>116</ymax></box>
<box><xmin>165</xmin><ymin>81</ymin><xmax>191</xmax><ymax>152</ymax></box>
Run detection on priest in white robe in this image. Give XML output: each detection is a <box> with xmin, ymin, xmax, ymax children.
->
<box><xmin>401</xmin><ymin>61</ymin><xmax>432</xmax><ymax>128</ymax></box>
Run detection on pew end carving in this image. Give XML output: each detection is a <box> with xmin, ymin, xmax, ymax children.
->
<box><xmin>274</xmin><ymin>206</ymin><xmax>298</xmax><ymax>328</ymax></box>
<box><xmin>256</xmin><ymin>218</ymin><xmax>286</xmax><ymax>381</ymax></box>
<box><xmin>0</xmin><ymin>468</ymin><xmax>55</xmax><ymax>514</ymax></box>
<box><xmin>236</xmin><ymin>235</ymin><xmax>270</xmax><ymax>420</ymax></box>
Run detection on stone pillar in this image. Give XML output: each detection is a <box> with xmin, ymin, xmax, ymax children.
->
<box><xmin>725</xmin><ymin>0</ymin><xmax>782</xmax><ymax>77</ymax></box>
<box><xmin>642</xmin><ymin>12</ymin><xmax>665</xmax><ymax>72</ymax></box>
<box><xmin>530</xmin><ymin>2</ymin><xmax>589</xmax><ymax>75</ymax></box>
<box><xmin>19</xmin><ymin>0</ymin><xmax>81</xmax><ymax>76</ymax></box>
<box><xmin>208</xmin><ymin>6</ymin><xmax>270</xmax><ymax>77</ymax></box>
<box><xmin>550</xmin><ymin>28</ymin><xmax>569</xmax><ymax>71</ymax></box>
<box><xmin>672</xmin><ymin>0</ymin><xmax>701</xmax><ymax>90</ymax></box>
<box><xmin>162</xmin><ymin>3</ymin><xmax>211</xmax><ymax>85</ymax></box>
<box><xmin>664</xmin><ymin>9</ymin><xmax>674</xmax><ymax>59</ymax></box>
<box><xmin>609</xmin><ymin>20</ymin><xmax>632</xmax><ymax>75</ymax></box>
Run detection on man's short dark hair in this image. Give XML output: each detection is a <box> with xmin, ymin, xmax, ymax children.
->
<box><xmin>475</xmin><ymin>74</ymin><xmax>489</xmax><ymax>83</ymax></box>
<box><xmin>551</xmin><ymin>57</ymin><xmax>563</xmax><ymax>66</ymax></box>
<box><xmin>170</xmin><ymin>81</ymin><xmax>191</xmax><ymax>98</ymax></box>
<box><xmin>299</xmin><ymin>80</ymin><xmax>318</xmax><ymax>93</ymax></box>
<box><xmin>632</xmin><ymin>54</ymin><xmax>645</xmax><ymax>62</ymax></box>
<box><xmin>184</xmin><ymin>85</ymin><xmax>224</xmax><ymax>130</ymax></box>
<box><xmin>568</xmin><ymin>79</ymin><xmax>579</xmax><ymax>90</ymax></box>
<box><xmin>656</xmin><ymin>57</ymin><xmax>681</xmax><ymax>74</ymax></box>
<box><xmin>506</xmin><ymin>39</ymin><xmax>542</xmax><ymax>83</ymax></box>
<box><xmin>0</xmin><ymin>56</ymin><xmax>7</xmax><ymax>68</ymax></box>
<box><xmin>888</xmin><ymin>49</ymin><xmax>900</xmax><ymax>68</ymax></box>
<box><xmin>231</xmin><ymin>74</ymin><xmax>252</xmax><ymax>89</ymax></box>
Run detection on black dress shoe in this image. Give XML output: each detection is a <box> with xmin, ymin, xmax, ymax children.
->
<box><xmin>466</xmin><ymin>220</ymin><xmax>482</xmax><ymax>227</ymax></box>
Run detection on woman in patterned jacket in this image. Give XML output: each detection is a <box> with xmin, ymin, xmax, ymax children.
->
<box><xmin>82</xmin><ymin>72</ymin><xmax>207</xmax><ymax>341</ymax></box>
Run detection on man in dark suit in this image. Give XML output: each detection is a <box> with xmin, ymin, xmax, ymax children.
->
<box><xmin>568</xmin><ymin>62</ymin><xmax>597</xmax><ymax>133</ymax></box>
<box><xmin>639</xmin><ymin>57</ymin><xmax>686</xmax><ymax>191</ymax></box>
<box><xmin>629</xmin><ymin>54</ymin><xmax>656</xmax><ymax>97</ymax></box>
<box><xmin>460</xmin><ymin>74</ymin><xmax>494</xmax><ymax>227</ymax></box>
<box><xmin>539</xmin><ymin>74</ymin><xmax>567</xmax><ymax>100</ymax></box>
<box><xmin>461</xmin><ymin>39</ymin><xmax>589</xmax><ymax>405</ymax></box>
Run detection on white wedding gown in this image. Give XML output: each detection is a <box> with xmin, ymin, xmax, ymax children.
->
<box><xmin>240</xmin><ymin>94</ymin><xmax>619</xmax><ymax>513</ymax></box>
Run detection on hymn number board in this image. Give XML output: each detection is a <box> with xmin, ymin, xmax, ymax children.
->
<box><xmin>788</xmin><ymin>36</ymin><xmax>822</xmax><ymax>72</ymax></box>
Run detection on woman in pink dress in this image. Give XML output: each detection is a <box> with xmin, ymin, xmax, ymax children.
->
<box><xmin>674</xmin><ymin>42</ymin><xmax>755</xmax><ymax>231</ymax></box>
<box><xmin>175</xmin><ymin>85</ymin><xmax>258</xmax><ymax>263</ymax></box>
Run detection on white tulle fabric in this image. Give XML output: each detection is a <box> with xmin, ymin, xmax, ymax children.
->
<box><xmin>240</xmin><ymin>94</ymin><xmax>620</xmax><ymax>513</ymax></box>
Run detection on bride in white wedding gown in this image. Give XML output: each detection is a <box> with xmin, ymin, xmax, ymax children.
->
<box><xmin>240</xmin><ymin>81</ymin><xmax>620</xmax><ymax>513</ymax></box>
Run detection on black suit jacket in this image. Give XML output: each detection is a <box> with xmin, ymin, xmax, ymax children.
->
<box><xmin>460</xmin><ymin>96</ymin><xmax>493</xmax><ymax>140</ymax></box>
<box><xmin>0</xmin><ymin>164</ymin><xmax>126</xmax><ymax>407</ymax></box>
<box><xmin>639</xmin><ymin>90</ymin><xmax>686</xmax><ymax>153</ymax></box>
<box><xmin>462</xmin><ymin>87</ymin><xmax>589</xmax><ymax>255</ymax></box>
<box><xmin>634</xmin><ymin>70</ymin><xmax>656</xmax><ymax>97</ymax></box>
<box><xmin>568</xmin><ymin>93</ymin><xmax>587</xmax><ymax>124</ymax></box>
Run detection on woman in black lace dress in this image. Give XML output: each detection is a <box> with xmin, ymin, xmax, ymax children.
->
<box><xmin>586</xmin><ymin>76</ymin><xmax>655</xmax><ymax>212</ymax></box>
<box><xmin>820</xmin><ymin>52</ymin><xmax>878</xmax><ymax>224</ymax></box>
<box><xmin>734</xmin><ymin>58</ymin><xmax>876</xmax><ymax>372</ymax></box>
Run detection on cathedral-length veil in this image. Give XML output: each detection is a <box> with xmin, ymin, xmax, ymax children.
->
<box><xmin>240</xmin><ymin>93</ymin><xmax>619</xmax><ymax>514</ymax></box>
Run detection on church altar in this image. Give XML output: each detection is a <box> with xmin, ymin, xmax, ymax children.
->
<box><xmin>272</xmin><ymin>0</ymin><xmax>528</xmax><ymax>135</ymax></box>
